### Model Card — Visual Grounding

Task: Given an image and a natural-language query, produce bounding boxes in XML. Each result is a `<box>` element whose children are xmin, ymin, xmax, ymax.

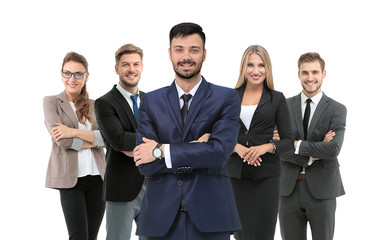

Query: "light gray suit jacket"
<box><xmin>43</xmin><ymin>91</ymin><xmax>105</xmax><ymax>189</ymax></box>
<box><xmin>280</xmin><ymin>92</ymin><xmax>346</xmax><ymax>199</ymax></box>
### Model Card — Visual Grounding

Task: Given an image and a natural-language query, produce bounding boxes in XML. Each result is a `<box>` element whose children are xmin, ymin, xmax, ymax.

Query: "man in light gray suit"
<box><xmin>279</xmin><ymin>52</ymin><xmax>347</xmax><ymax>240</ymax></box>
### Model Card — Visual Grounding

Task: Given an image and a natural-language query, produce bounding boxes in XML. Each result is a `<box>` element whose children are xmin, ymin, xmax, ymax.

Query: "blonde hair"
<box><xmin>62</xmin><ymin>52</ymin><xmax>92</xmax><ymax>125</ymax></box>
<box><xmin>235</xmin><ymin>45</ymin><xmax>274</xmax><ymax>90</ymax></box>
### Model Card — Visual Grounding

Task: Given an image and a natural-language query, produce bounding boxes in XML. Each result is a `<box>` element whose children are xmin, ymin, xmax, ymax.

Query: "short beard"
<box><xmin>173</xmin><ymin>61</ymin><xmax>203</xmax><ymax>80</ymax></box>
<box><xmin>119</xmin><ymin>77</ymin><xmax>138</xmax><ymax>88</ymax></box>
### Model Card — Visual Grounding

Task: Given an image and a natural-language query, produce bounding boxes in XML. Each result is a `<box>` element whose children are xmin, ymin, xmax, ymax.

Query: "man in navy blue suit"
<box><xmin>133</xmin><ymin>22</ymin><xmax>242</xmax><ymax>240</ymax></box>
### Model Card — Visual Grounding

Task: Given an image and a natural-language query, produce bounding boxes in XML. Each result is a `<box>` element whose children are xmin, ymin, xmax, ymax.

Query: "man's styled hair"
<box><xmin>298</xmin><ymin>52</ymin><xmax>325</xmax><ymax>72</ymax></box>
<box><xmin>115</xmin><ymin>44</ymin><xmax>143</xmax><ymax>65</ymax></box>
<box><xmin>169</xmin><ymin>22</ymin><xmax>206</xmax><ymax>48</ymax></box>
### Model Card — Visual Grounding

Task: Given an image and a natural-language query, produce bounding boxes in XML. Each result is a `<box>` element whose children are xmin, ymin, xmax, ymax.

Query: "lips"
<box><xmin>68</xmin><ymin>83</ymin><xmax>78</xmax><ymax>88</ymax></box>
<box><xmin>251</xmin><ymin>75</ymin><xmax>262</xmax><ymax>80</ymax></box>
<box><xmin>178</xmin><ymin>61</ymin><xmax>195</xmax><ymax>68</ymax></box>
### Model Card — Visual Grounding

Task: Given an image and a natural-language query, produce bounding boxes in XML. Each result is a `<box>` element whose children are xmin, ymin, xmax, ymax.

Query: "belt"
<box><xmin>297</xmin><ymin>174</ymin><xmax>306</xmax><ymax>180</ymax></box>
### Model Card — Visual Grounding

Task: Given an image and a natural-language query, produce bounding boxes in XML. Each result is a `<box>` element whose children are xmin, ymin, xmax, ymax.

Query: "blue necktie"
<box><xmin>130</xmin><ymin>94</ymin><xmax>138</xmax><ymax>121</ymax></box>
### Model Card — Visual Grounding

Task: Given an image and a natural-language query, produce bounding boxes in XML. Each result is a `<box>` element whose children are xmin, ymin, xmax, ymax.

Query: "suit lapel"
<box><xmin>182</xmin><ymin>79</ymin><xmax>212</xmax><ymax>140</ymax></box>
<box><xmin>307</xmin><ymin>93</ymin><xmax>329</xmax><ymax>140</ymax></box>
<box><xmin>236</xmin><ymin>85</ymin><xmax>271</xmax><ymax>130</ymax></box>
<box><xmin>58</xmin><ymin>91</ymin><xmax>78</xmax><ymax>128</ymax></box>
<box><xmin>163</xmin><ymin>82</ymin><xmax>184</xmax><ymax>136</ymax></box>
<box><xmin>291</xmin><ymin>94</ymin><xmax>304</xmax><ymax>139</ymax></box>
<box><xmin>111</xmin><ymin>86</ymin><xmax>138</xmax><ymax>128</ymax></box>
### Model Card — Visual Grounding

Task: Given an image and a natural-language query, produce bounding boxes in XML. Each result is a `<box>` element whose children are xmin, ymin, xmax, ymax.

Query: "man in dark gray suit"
<box><xmin>279</xmin><ymin>52</ymin><xmax>347</xmax><ymax>240</ymax></box>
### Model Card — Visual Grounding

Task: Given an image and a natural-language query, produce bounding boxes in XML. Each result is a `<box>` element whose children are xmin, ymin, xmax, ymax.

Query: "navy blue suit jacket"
<box><xmin>135</xmin><ymin>78</ymin><xmax>242</xmax><ymax>237</ymax></box>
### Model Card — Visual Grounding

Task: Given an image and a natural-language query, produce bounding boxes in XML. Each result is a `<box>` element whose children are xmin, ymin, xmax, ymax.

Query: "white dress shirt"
<box><xmin>69</xmin><ymin>102</ymin><xmax>101</xmax><ymax>177</ymax></box>
<box><xmin>295</xmin><ymin>91</ymin><xmax>323</xmax><ymax>166</ymax></box>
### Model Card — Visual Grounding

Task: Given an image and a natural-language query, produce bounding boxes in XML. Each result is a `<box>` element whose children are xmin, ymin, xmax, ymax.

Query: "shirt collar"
<box><xmin>175</xmin><ymin>77</ymin><xmax>202</xmax><ymax>98</ymax></box>
<box><xmin>301</xmin><ymin>91</ymin><xmax>323</xmax><ymax>105</ymax></box>
<box><xmin>116</xmin><ymin>83</ymin><xmax>139</xmax><ymax>99</ymax></box>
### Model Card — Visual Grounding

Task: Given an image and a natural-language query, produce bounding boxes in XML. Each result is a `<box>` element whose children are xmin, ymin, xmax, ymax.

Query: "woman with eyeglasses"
<box><xmin>43</xmin><ymin>52</ymin><xmax>106</xmax><ymax>240</ymax></box>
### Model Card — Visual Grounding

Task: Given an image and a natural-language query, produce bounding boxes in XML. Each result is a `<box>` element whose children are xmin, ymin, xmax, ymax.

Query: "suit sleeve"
<box><xmin>299</xmin><ymin>104</ymin><xmax>347</xmax><ymax>159</ymax></box>
<box><xmin>43</xmin><ymin>96</ymin><xmax>83</xmax><ymax>150</ymax></box>
<box><xmin>273</xmin><ymin>93</ymin><xmax>294</xmax><ymax>155</ymax></box>
<box><xmin>136</xmin><ymin>94</ymin><xmax>172</xmax><ymax>175</ymax></box>
<box><xmin>137</xmin><ymin>90</ymin><xmax>241</xmax><ymax>176</ymax></box>
<box><xmin>170</xmin><ymin>90</ymin><xmax>240</xmax><ymax>171</ymax></box>
<box><xmin>94</xmin><ymin>97</ymin><xmax>136</xmax><ymax>151</ymax></box>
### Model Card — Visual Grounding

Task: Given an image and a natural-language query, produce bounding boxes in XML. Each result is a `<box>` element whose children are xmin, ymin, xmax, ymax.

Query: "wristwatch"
<box><xmin>152</xmin><ymin>143</ymin><xmax>163</xmax><ymax>160</ymax></box>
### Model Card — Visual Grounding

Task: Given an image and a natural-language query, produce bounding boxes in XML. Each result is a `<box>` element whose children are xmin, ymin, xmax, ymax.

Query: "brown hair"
<box><xmin>235</xmin><ymin>45</ymin><xmax>274</xmax><ymax>90</ymax></box>
<box><xmin>62</xmin><ymin>52</ymin><xmax>92</xmax><ymax>125</ymax></box>
<box><xmin>298</xmin><ymin>52</ymin><xmax>325</xmax><ymax>71</ymax></box>
<box><xmin>115</xmin><ymin>44</ymin><xmax>143</xmax><ymax>65</ymax></box>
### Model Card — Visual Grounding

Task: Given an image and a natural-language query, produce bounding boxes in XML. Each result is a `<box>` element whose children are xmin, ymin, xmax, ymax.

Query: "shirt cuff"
<box><xmin>164</xmin><ymin>144</ymin><xmax>172</xmax><ymax>168</ymax></box>
<box><xmin>71</xmin><ymin>137</ymin><xmax>84</xmax><ymax>151</ymax></box>
<box><xmin>307</xmin><ymin>157</ymin><xmax>314</xmax><ymax>166</ymax></box>
<box><xmin>92</xmin><ymin>130</ymin><xmax>104</xmax><ymax>147</ymax></box>
<box><xmin>294</xmin><ymin>140</ymin><xmax>302</xmax><ymax>154</ymax></box>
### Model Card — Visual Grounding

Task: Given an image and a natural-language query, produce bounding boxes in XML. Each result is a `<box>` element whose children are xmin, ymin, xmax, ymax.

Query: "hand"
<box><xmin>234</xmin><ymin>144</ymin><xmax>250</xmax><ymax>159</ymax></box>
<box><xmin>323</xmin><ymin>130</ymin><xmax>335</xmax><ymax>142</ymax></box>
<box><xmin>51</xmin><ymin>122</ymin><xmax>75</xmax><ymax>141</ymax></box>
<box><xmin>134</xmin><ymin>137</ymin><xmax>158</xmax><ymax>166</ymax></box>
<box><xmin>196</xmin><ymin>133</ymin><xmax>210</xmax><ymax>143</ymax></box>
<box><xmin>243</xmin><ymin>144</ymin><xmax>272</xmax><ymax>167</ymax></box>
<box><xmin>272</xmin><ymin>130</ymin><xmax>280</xmax><ymax>141</ymax></box>
<box><xmin>121</xmin><ymin>151</ymin><xmax>134</xmax><ymax>158</ymax></box>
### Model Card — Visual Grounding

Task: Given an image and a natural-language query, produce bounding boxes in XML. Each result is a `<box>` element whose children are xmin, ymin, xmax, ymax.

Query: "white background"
<box><xmin>1</xmin><ymin>0</ymin><xmax>387</xmax><ymax>239</ymax></box>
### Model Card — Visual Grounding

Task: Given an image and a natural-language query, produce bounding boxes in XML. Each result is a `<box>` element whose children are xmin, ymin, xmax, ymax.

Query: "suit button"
<box><xmin>178</xmin><ymin>180</ymin><xmax>183</xmax><ymax>185</ymax></box>
<box><xmin>245</xmin><ymin>131</ymin><xmax>248</xmax><ymax>135</ymax></box>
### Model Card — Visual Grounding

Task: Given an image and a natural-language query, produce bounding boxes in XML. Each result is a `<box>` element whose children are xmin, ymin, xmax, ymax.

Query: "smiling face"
<box><xmin>298</xmin><ymin>60</ymin><xmax>326</xmax><ymax>98</ymax></box>
<box><xmin>61</xmin><ymin>61</ymin><xmax>88</xmax><ymax>101</ymax></box>
<box><xmin>169</xmin><ymin>33</ymin><xmax>206</xmax><ymax>81</ymax></box>
<box><xmin>245</xmin><ymin>53</ymin><xmax>267</xmax><ymax>87</ymax></box>
<box><xmin>115</xmin><ymin>53</ymin><xmax>143</xmax><ymax>93</ymax></box>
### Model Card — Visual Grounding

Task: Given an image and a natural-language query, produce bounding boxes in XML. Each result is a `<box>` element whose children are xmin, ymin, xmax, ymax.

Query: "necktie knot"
<box><xmin>181</xmin><ymin>94</ymin><xmax>192</xmax><ymax>124</ymax></box>
<box><xmin>130</xmin><ymin>94</ymin><xmax>139</xmax><ymax>121</ymax></box>
<box><xmin>182</xmin><ymin>94</ymin><xmax>192</xmax><ymax>104</ymax></box>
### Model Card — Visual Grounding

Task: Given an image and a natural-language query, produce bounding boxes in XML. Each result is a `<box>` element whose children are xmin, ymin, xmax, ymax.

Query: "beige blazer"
<box><xmin>43</xmin><ymin>91</ymin><xmax>105</xmax><ymax>189</ymax></box>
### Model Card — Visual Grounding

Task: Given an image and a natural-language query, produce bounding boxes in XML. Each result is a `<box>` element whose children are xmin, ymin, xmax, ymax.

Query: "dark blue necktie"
<box><xmin>130</xmin><ymin>94</ymin><xmax>138</xmax><ymax>121</ymax></box>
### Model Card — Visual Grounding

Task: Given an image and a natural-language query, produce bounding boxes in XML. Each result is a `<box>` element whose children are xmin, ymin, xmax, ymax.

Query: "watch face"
<box><xmin>153</xmin><ymin>148</ymin><xmax>162</xmax><ymax>158</ymax></box>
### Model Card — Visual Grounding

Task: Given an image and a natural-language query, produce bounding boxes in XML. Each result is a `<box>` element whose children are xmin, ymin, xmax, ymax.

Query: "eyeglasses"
<box><xmin>62</xmin><ymin>71</ymin><xmax>88</xmax><ymax>79</ymax></box>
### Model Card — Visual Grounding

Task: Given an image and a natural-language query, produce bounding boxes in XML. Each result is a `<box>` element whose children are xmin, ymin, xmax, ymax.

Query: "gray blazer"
<box><xmin>43</xmin><ymin>91</ymin><xmax>105</xmax><ymax>189</ymax></box>
<box><xmin>280</xmin><ymin>93</ymin><xmax>346</xmax><ymax>199</ymax></box>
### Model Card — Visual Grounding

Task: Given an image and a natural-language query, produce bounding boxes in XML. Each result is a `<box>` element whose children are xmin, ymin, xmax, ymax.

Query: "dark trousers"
<box><xmin>147</xmin><ymin>210</ymin><xmax>230</xmax><ymax>240</ymax></box>
<box><xmin>279</xmin><ymin>179</ymin><xmax>336</xmax><ymax>240</ymax></box>
<box><xmin>59</xmin><ymin>175</ymin><xmax>105</xmax><ymax>240</ymax></box>
<box><xmin>231</xmin><ymin>176</ymin><xmax>279</xmax><ymax>240</ymax></box>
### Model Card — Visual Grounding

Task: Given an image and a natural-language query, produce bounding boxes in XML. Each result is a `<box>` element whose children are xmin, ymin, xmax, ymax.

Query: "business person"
<box><xmin>43</xmin><ymin>52</ymin><xmax>106</xmax><ymax>240</ymax></box>
<box><xmin>226</xmin><ymin>45</ymin><xmax>293</xmax><ymax>240</ymax></box>
<box><xmin>279</xmin><ymin>52</ymin><xmax>347</xmax><ymax>240</ymax></box>
<box><xmin>133</xmin><ymin>22</ymin><xmax>242</xmax><ymax>240</ymax></box>
<box><xmin>94</xmin><ymin>44</ymin><xmax>146</xmax><ymax>240</ymax></box>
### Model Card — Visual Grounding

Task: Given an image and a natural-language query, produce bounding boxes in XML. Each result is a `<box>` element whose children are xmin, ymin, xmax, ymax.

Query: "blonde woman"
<box><xmin>227</xmin><ymin>45</ymin><xmax>293</xmax><ymax>240</ymax></box>
<box><xmin>43</xmin><ymin>52</ymin><xmax>105</xmax><ymax>240</ymax></box>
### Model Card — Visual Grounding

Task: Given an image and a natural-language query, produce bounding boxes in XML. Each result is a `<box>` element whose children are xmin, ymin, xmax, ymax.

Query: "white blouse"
<box><xmin>69</xmin><ymin>102</ymin><xmax>100</xmax><ymax>177</ymax></box>
<box><xmin>240</xmin><ymin>105</ymin><xmax>257</xmax><ymax>130</ymax></box>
